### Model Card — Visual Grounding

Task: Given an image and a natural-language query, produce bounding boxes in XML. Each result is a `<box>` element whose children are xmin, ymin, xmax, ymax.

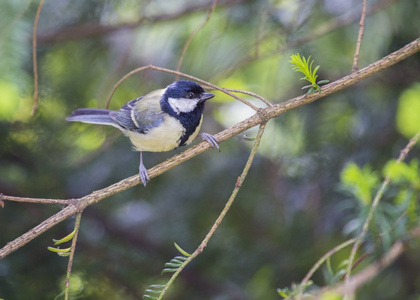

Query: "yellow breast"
<box><xmin>125</xmin><ymin>116</ymin><xmax>184</xmax><ymax>152</ymax></box>
<box><xmin>125</xmin><ymin>113</ymin><xmax>204</xmax><ymax>152</ymax></box>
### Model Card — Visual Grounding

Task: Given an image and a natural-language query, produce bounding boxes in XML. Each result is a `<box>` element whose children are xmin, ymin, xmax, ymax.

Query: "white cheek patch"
<box><xmin>168</xmin><ymin>97</ymin><xmax>199</xmax><ymax>114</ymax></box>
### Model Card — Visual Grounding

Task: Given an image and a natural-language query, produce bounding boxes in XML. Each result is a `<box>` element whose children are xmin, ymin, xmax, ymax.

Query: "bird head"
<box><xmin>163</xmin><ymin>80</ymin><xmax>215</xmax><ymax>115</ymax></box>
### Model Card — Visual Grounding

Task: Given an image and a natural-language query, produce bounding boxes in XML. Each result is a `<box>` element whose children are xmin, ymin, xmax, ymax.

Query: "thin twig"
<box><xmin>105</xmin><ymin>65</ymin><xmax>260</xmax><ymax>111</ymax></box>
<box><xmin>352</xmin><ymin>0</ymin><xmax>368</xmax><ymax>72</ymax></box>
<box><xmin>344</xmin><ymin>132</ymin><xmax>420</xmax><ymax>297</ymax></box>
<box><xmin>2</xmin><ymin>195</ymin><xmax>72</xmax><ymax>205</ymax></box>
<box><xmin>64</xmin><ymin>213</ymin><xmax>82</xmax><ymax>300</ymax></box>
<box><xmin>156</xmin><ymin>123</ymin><xmax>267</xmax><ymax>300</ymax></box>
<box><xmin>224</xmin><ymin>88</ymin><xmax>274</xmax><ymax>107</ymax></box>
<box><xmin>176</xmin><ymin>0</ymin><xmax>219</xmax><ymax>78</ymax></box>
<box><xmin>31</xmin><ymin>0</ymin><xmax>45</xmax><ymax>115</ymax></box>
<box><xmin>331</xmin><ymin>240</ymin><xmax>405</xmax><ymax>297</ymax></box>
<box><xmin>299</xmin><ymin>238</ymin><xmax>356</xmax><ymax>292</ymax></box>
<box><xmin>195</xmin><ymin>123</ymin><xmax>266</xmax><ymax>253</ymax></box>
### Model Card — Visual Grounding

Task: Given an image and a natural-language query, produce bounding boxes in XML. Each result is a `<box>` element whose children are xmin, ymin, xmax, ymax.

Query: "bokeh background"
<box><xmin>1</xmin><ymin>0</ymin><xmax>420</xmax><ymax>299</ymax></box>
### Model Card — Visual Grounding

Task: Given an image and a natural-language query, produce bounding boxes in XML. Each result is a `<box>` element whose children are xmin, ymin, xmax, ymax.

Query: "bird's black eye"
<box><xmin>186</xmin><ymin>92</ymin><xmax>194</xmax><ymax>99</ymax></box>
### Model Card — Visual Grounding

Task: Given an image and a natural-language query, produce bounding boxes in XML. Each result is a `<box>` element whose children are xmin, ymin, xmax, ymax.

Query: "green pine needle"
<box><xmin>290</xmin><ymin>53</ymin><xmax>329</xmax><ymax>94</ymax></box>
<box><xmin>174</xmin><ymin>242</ymin><xmax>191</xmax><ymax>257</ymax></box>
<box><xmin>52</xmin><ymin>229</ymin><xmax>76</xmax><ymax>245</ymax></box>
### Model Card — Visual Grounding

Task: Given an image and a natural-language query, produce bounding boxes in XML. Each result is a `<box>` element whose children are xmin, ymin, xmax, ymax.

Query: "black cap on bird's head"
<box><xmin>165</xmin><ymin>80</ymin><xmax>215</xmax><ymax>104</ymax></box>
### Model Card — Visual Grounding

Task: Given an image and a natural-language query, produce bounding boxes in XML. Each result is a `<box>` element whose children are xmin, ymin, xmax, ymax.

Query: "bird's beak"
<box><xmin>201</xmin><ymin>93</ymin><xmax>215</xmax><ymax>102</ymax></box>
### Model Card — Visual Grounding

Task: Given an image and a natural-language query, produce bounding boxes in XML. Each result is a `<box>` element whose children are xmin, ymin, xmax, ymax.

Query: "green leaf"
<box><xmin>169</xmin><ymin>258</ymin><xmax>184</xmax><ymax>264</ymax></box>
<box><xmin>144</xmin><ymin>289</ymin><xmax>162</xmax><ymax>294</ymax></box>
<box><xmin>326</xmin><ymin>256</ymin><xmax>334</xmax><ymax>276</ymax></box>
<box><xmin>337</xmin><ymin>259</ymin><xmax>349</xmax><ymax>269</ymax></box>
<box><xmin>243</xmin><ymin>135</ymin><xmax>256</xmax><ymax>141</ymax></box>
<box><xmin>53</xmin><ymin>229</ymin><xmax>76</xmax><ymax>245</ymax></box>
<box><xmin>313</xmin><ymin>65</ymin><xmax>320</xmax><ymax>79</ymax></box>
<box><xmin>48</xmin><ymin>246</ymin><xmax>71</xmax><ymax>257</ymax></box>
<box><xmin>317</xmin><ymin>80</ymin><xmax>330</xmax><ymax>84</ymax></box>
<box><xmin>173</xmin><ymin>256</ymin><xmax>188</xmax><ymax>261</ymax></box>
<box><xmin>144</xmin><ymin>284</ymin><xmax>165</xmax><ymax>299</ymax></box>
<box><xmin>174</xmin><ymin>242</ymin><xmax>191</xmax><ymax>257</ymax></box>
<box><xmin>164</xmin><ymin>262</ymin><xmax>182</xmax><ymax>268</ymax></box>
<box><xmin>48</xmin><ymin>246</ymin><xmax>71</xmax><ymax>253</ymax></box>
<box><xmin>161</xmin><ymin>268</ymin><xmax>179</xmax><ymax>274</ymax></box>
<box><xmin>148</xmin><ymin>284</ymin><xmax>165</xmax><ymax>289</ymax></box>
<box><xmin>277</xmin><ymin>288</ymin><xmax>290</xmax><ymax>298</ymax></box>
<box><xmin>308</xmin><ymin>87</ymin><xmax>317</xmax><ymax>94</ymax></box>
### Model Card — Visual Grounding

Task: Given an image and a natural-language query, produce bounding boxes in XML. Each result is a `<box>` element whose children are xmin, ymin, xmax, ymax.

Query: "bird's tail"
<box><xmin>66</xmin><ymin>108</ymin><xmax>116</xmax><ymax>126</ymax></box>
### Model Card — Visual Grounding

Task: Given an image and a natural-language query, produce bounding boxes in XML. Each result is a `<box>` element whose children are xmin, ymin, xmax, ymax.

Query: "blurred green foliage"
<box><xmin>396</xmin><ymin>84</ymin><xmax>420</xmax><ymax>138</ymax></box>
<box><xmin>1</xmin><ymin>0</ymin><xmax>420</xmax><ymax>299</ymax></box>
<box><xmin>341</xmin><ymin>163</ymin><xmax>379</xmax><ymax>206</ymax></box>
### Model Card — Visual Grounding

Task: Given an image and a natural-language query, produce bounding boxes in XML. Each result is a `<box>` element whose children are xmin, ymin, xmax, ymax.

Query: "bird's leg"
<box><xmin>139</xmin><ymin>151</ymin><xmax>150</xmax><ymax>186</ymax></box>
<box><xmin>200</xmin><ymin>133</ymin><xmax>220</xmax><ymax>151</ymax></box>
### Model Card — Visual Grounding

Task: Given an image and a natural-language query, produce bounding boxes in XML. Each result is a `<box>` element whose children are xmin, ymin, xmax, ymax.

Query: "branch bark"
<box><xmin>1</xmin><ymin>37</ymin><xmax>419</xmax><ymax>260</ymax></box>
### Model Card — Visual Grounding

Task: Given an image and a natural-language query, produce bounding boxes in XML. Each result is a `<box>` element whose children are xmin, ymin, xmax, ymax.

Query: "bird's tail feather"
<box><xmin>66</xmin><ymin>108</ymin><xmax>115</xmax><ymax>126</ymax></box>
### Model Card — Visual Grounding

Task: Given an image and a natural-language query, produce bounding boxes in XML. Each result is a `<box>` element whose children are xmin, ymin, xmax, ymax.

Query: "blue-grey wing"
<box><xmin>109</xmin><ymin>97</ymin><xmax>140</xmax><ymax>131</ymax></box>
<box><xmin>109</xmin><ymin>92</ymin><xmax>164</xmax><ymax>133</ymax></box>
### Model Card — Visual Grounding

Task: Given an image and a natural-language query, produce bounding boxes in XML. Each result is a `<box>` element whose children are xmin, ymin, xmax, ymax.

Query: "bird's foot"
<box><xmin>200</xmin><ymin>133</ymin><xmax>220</xmax><ymax>151</ymax></box>
<box><xmin>139</xmin><ymin>163</ymin><xmax>150</xmax><ymax>186</ymax></box>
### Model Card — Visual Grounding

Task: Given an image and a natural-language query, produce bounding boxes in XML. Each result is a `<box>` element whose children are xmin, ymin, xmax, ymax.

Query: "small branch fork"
<box><xmin>1</xmin><ymin>37</ymin><xmax>420</xmax><ymax>260</ymax></box>
<box><xmin>156</xmin><ymin>123</ymin><xmax>266</xmax><ymax>300</ymax></box>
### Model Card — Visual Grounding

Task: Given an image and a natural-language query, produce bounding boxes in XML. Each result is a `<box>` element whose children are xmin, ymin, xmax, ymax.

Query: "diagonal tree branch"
<box><xmin>1</xmin><ymin>37</ymin><xmax>419</xmax><ymax>260</ymax></box>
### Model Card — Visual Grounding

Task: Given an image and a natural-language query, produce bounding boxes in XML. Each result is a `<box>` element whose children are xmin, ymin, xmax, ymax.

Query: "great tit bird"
<box><xmin>66</xmin><ymin>80</ymin><xmax>219</xmax><ymax>186</ymax></box>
